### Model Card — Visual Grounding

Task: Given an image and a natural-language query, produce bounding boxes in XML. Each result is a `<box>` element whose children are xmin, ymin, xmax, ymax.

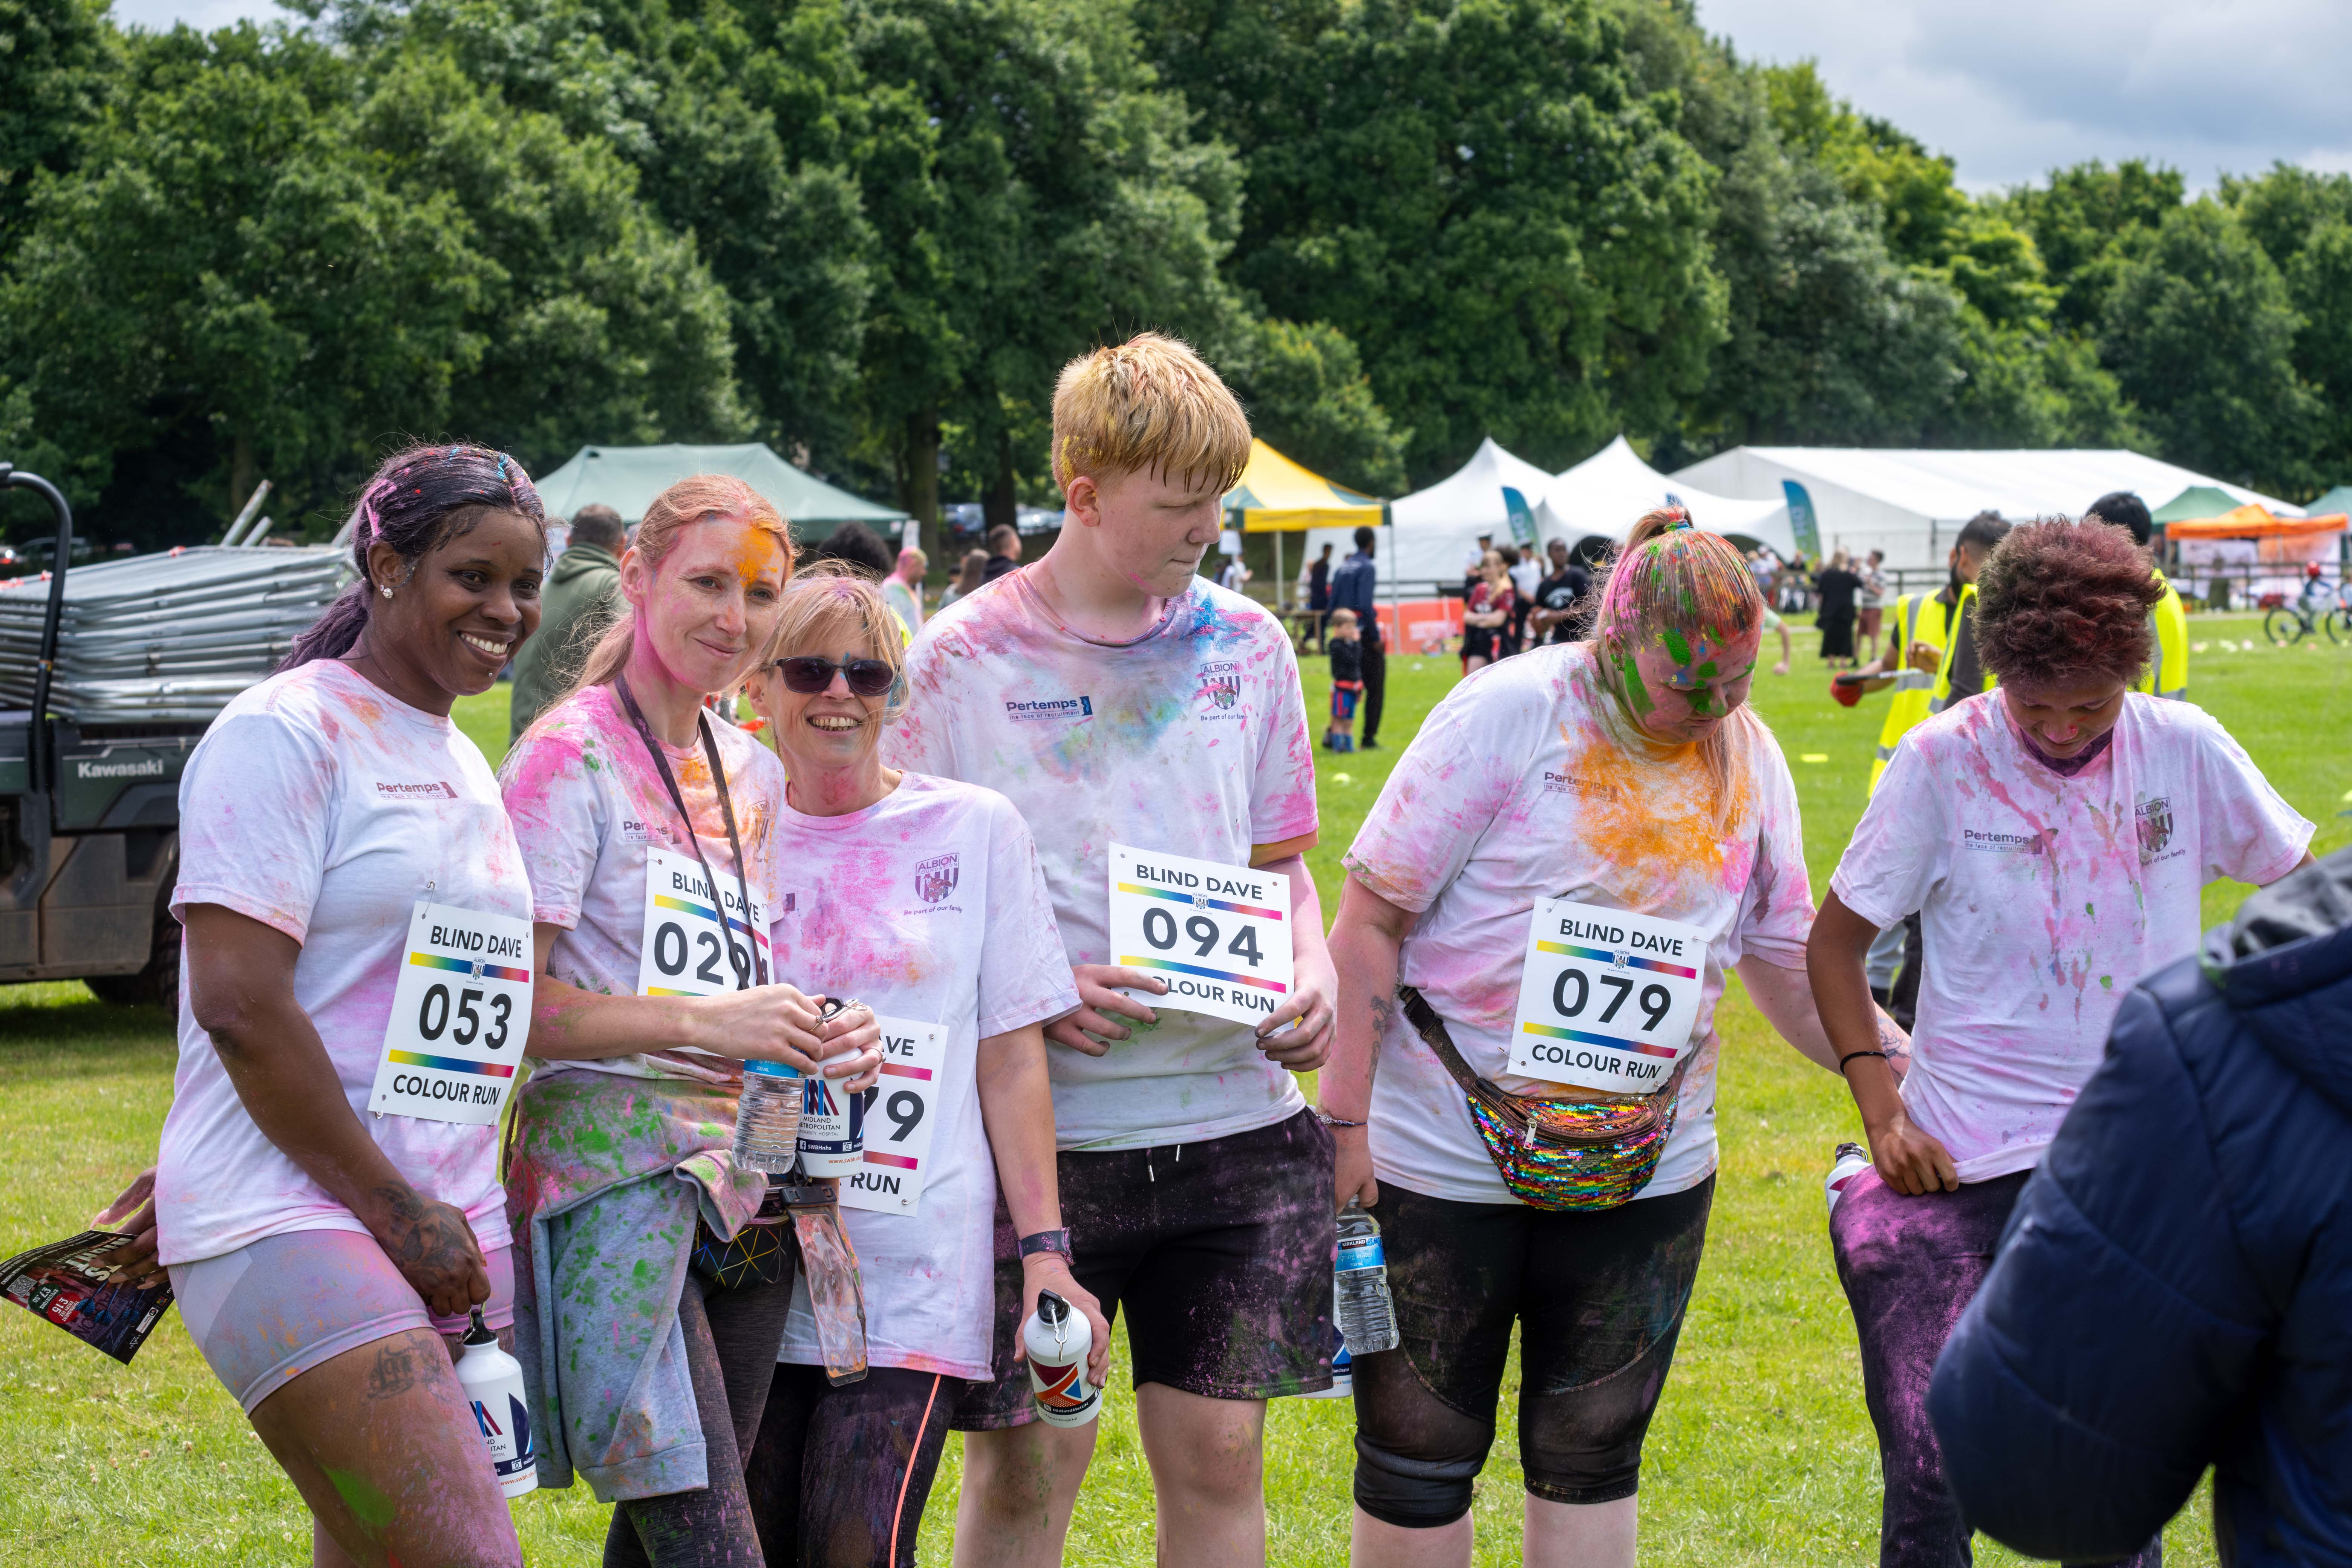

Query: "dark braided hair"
<box><xmin>282</xmin><ymin>443</ymin><xmax>546</xmax><ymax>670</ymax></box>
<box><xmin>1974</xmin><ymin>518</ymin><xmax>2164</xmax><ymax>688</ymax></box>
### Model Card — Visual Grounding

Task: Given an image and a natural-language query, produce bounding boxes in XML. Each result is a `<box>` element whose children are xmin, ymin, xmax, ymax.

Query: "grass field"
<box><xmin>3</xmin><ymin>617</ymin><xmax>2345</xmax><ymax>1565</ymax></box>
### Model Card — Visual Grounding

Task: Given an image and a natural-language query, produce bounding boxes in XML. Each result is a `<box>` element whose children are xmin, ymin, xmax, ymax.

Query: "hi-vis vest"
<box><xmin>1869</xmin><ymin>591</ymin><xmax>1956</xmax><ymax>793</ymax></box>
<box><xmin>1928</xmin><ymin>582</ymin><xmax>1997</xmax><ymax>716</ymax></box>
<box><xmin>2137</xmin><ymin>570</ymin><xmax>2188</xmax><ymax>700</ymax></box>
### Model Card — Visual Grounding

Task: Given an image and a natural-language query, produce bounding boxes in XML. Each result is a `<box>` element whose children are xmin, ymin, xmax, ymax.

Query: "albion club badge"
<box><xmin>2135</xmin><ymin>796</ymin><xmax>2174</xmax><ymax>864</ymax></box>
<box><xmin>915</xmin><ymin>854</ymin><xmax>961</xmax><ymax>904</ymax></box>
<box><xmin>1196</xmin><ymin>661</ymin><xmax>1242</xmax><ymax>712</ymax></box>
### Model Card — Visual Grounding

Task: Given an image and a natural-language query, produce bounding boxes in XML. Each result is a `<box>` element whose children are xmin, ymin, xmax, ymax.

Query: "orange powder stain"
<box><xmin>731</xmin><ymin>526</ymin><xmax>788</xmax><ymax>588</ymax></box>
<box><xmin>1563</xmin><ymin>723</ymin><xmax>1756</xmax><ymax>911</ymax></box>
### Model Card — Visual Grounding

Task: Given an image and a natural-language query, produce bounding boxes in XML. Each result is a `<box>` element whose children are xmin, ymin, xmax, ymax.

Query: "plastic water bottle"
<box><xmin>1825</xmin><ymin>1142</ymin><xmax>1871</xmax><ymax>1215</ymax></box>
<box><xmin>454</xmin><ymin>1306</ymin><xmax>536</xmax><ymax>1498</ymax></box>
<box><xmin>1023</xmin><ymin>1289</ymin><xmax>1100</xmax><ymax>1427</ymax></box>
<box><xmin>1334</xmin><ymin>1199</ymin><xmax>1399</xmax><ymax>1354</ymax></box>
<box><xmin>797</xmin><ymin>1071</ymin><xmax>865</xmax><ymax>1177</ymax></box>
<box><xmin>732</xmin><ymin>1060</ymin><xmax>805</xmax><ymax>1173</ymax></box>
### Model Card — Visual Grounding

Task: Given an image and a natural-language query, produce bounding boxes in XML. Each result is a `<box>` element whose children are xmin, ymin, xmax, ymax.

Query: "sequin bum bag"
<box><xmin>1398</xmin><ymin>986</ymin><xmax>1687</xmax><ymax>1212</ymax></box>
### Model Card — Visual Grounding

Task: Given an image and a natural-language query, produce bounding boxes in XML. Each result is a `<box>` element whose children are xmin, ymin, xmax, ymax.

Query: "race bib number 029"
<box><xmin>1505</xmin><ymin>900</ymin><xmax>1706</xmax><ymax>1095</ymax></box>
<box><xmin>839</xmin><ymin>1017</ymin><xmax>946</xmax><ymax>1216</ymax></box>
<box><xmin>367</xmin><ymin>902</ymin><xmax>534</xmax><ymax>1125</ymax></box>
<box><xmin>1107</xmin><ymin>844</ymin><xmax>1292</xmax><ymax>1028</ymax></box>
<box><xmin>636</xmin><ymin>848</ymin><xmax>770</xmax><ymax>998</ymax></box>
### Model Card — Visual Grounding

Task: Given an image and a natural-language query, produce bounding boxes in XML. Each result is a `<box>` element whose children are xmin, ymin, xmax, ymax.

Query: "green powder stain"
<box><xmin>2099</xmin><ymin>975</ymin><xmax>2113</xmax><ymax>990</ymax></box>
<box><xmin>1662</xmin><ymin>628</ymin><xmax>1693</xmax><ymax>665</ymax></box>
<box><xmin>326</xmin><ymin>1469</ymin><xmax>397</xmax><ymax>1530</ymax></box>
<box><xmin>1697</xmin><ymin>660</ymin><xmax>1719</xmax><ymax>680</ymax></box>
<box><xmin>2086</xmin><ymin>902</ymin><xmax>2095</xmax><ymax>917</ymax></box>
<box><xmin>1686</xmin><ymin>686</ymin><xmax>1716</xmax><ymax>716</ymax></box>
<box><xmin>1617</xmin><ymin>653</ymin><xmax>1656</xmax><ymax>717</ymax></box>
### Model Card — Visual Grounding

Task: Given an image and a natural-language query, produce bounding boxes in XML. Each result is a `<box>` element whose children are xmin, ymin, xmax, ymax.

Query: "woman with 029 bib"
<box><xmin>500</xmin><ymin>475</ymin><xmax>882</xmax><ymax>1568</ymax></box>
<box><xmin>1325</xmin><ymin>510</ymin><xmax>1889</xmax><ymax>1568</ymax></box>
<box><xmin>135</xmin><ymin>444</ymin><xmax>546</xmax><ymax>1568</ymax></box>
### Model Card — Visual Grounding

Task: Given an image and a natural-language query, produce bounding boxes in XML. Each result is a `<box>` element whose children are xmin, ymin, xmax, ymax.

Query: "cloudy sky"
<box><xmin>110</xmin><ymin>0</ymin><xmax>2352</xmax><ymax>194</ymax></box>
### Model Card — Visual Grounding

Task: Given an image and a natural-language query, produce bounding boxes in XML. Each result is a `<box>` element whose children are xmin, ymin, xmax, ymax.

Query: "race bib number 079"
<box><xmin>1505</xmin><ymin>899</ymin><xmax>1706</xmax><ymax>1095</ymax></box>
<box><xmin>839</xmin><ymin>1017</ymin><xmax>946</xmax><ymax>1216</ymax></box>
<box><xmin>367</xmin><ymin>902</ymin><xmax>534</xmax><ymax>1125</ymax></box>
<box><xmin>636</xmin><ymin>848</ymin><xmax>770</xmax><ymax>997</ymax></box>
<box><xmin>1107</xmin><ymin>844</ymin><xmax>1292</xmax><ymax>1028</ymax></box>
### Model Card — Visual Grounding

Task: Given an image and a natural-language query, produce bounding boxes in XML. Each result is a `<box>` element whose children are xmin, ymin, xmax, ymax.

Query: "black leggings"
<box><xmin>1352</xmin><ymin>1176</ymin><xmax>1714</xmax><ymax>1527</ymax></box>
<box><xmin>603</xmin><ymin>1269</ymin><xmax>799</xmax><ymax>1568</ymax></box>
<box><xmin>747</xmin><ymin>1365</ymin><xmax>956</xmax><ymax>1568</ymax></box>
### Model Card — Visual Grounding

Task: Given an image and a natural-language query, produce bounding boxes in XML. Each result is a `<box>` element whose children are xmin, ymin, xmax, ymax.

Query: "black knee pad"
<box><xmin>1352</xmin><ymin>1433</ymin><xmax>1485</xmax><ymax>1529</ymax></box>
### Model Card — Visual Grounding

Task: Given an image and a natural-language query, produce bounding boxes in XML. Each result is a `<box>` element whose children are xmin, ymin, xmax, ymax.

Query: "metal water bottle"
<box><xmin>1023</xmin><ymin>1289</ymin><xmax>1100</xmax><ymax>1428</ymax></box>
<box><xmin>454</xmin><ymin>1306</ymin><xmax>536</xmax><ymax>1498</ymax></box>
<box><xmin>797</xmin><ymin>1071</ymin><xmax>866</xmax><ymax>1177</ymax></box>
<box><xmin>1825</xmin><ymin>1142</ymin><xmax>1872</xmax><ymax>1215</ymax></box>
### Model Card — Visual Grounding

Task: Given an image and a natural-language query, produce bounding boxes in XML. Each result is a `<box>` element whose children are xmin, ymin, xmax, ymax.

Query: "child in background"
<box><xmin>1327</xmin><ymin>608</ymin><xmax>1364</xmax><ymax>752</ymax></box>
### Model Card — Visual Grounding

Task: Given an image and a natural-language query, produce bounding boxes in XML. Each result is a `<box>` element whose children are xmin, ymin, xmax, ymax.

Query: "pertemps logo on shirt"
<box><xmin>1962</xmin><ymin>827</ymin><xmax>2048</xmax><ymax>855</ymax></box>
<box><xmin>374</xmin><ymin>781</ymin><xmax>458</xmax><ymax>800</ymax></box>
<box><xmin>1004</xmin><ymin>695</ymin><xmax>1092</xmax><ymax>723</ymax></box>
<box><xmin>1194</xmin><ymin>661</ymin><xmax>1243</xmax><ymax>718</ymax></box>
<box><xmin>619</xmin><ymin>816</ymin><xmax>664</xmax><ymax>844</ymax></box>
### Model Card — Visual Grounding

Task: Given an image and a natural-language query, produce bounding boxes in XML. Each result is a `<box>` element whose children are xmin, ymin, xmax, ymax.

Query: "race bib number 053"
<box><xmin>1107</xmin><ymin>844</ymin><xmax>1292</xmax><ymax>1028</ymax></box>
<box><xmin>637</xmin><ymin>848</ymin><xmax>770</xmax><ymax>998</ymax></box>
<box><xmin>1505</xmin><ymin>899</ymin><xmax>1706</xmax><ymax>1095</ymax></box>
<box><xmin>367</xmin><ymin>902</ymin><xmax>534</xmax><ymax>1125</ymax></box>
<box><xmin>839</xmin><ymin>1017</ymin><xmax>946</xmax><ymax>1216</ymax></box>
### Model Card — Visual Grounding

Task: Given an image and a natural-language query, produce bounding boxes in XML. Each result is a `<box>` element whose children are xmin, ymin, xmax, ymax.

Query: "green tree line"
<box><xmin>2</xmin><ymin>0</ymin><xmax>2345</xmax><ymax>550</ymax></box>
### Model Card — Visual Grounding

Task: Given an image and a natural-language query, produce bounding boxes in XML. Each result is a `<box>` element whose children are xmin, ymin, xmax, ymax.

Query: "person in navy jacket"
<box><xmin>1929</xmin><ymin>845</ymin><xmax>2352</xmax><ymax>1566</ymax></box>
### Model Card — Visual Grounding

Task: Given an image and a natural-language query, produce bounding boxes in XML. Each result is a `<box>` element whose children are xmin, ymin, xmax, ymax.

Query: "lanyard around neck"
<box><xmin>614</xmin><ymin>676</ymin><xmax>769</xmax><ymax>988</ymax></box>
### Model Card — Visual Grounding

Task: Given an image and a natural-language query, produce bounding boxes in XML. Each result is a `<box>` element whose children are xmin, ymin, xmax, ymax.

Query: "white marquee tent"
<box><xmin>1670</xmin><ymin>447</ymin><xmax>2303</xmax><ymax>571</ymax></box>
<box><xmin>1533</xmin><ymin>436</ymin><xmax>1795</xmax><ymax>559</ymax></box>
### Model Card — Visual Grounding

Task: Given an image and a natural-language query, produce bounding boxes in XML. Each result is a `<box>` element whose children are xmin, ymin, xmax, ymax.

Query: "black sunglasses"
<box><xmin>774</xmin><ymin>655</ymin><xmax>896</xmax><ymax>697</ymax></box>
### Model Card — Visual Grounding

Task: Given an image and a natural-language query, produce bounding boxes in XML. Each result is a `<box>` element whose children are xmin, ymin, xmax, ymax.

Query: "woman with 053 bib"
<box><xmin>1325</xmin><ymin>509</ymin><xmax>1885</xmax><ymax>1568</ymax></box>
<box><xmin>500</xmin><ymin>475</ymin><xmax>882</xmax><ymax>1568</ymax></box>
<box><xmin>130</xmin><ymin>445</ymin><xmax>547</xmax><ymax>1568</ymax></box>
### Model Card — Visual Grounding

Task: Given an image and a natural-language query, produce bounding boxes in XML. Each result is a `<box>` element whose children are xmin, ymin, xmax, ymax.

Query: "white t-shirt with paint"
<box><xmin>769</xmin><ymin>773</ymin><xmax>1078</xmax><ymax>1379</ymax></box>
<box><xmin>156</xmin><ymin>660</ymin><xmax>532</xmax><ymax>1265</ymax></box>
<box><xmin>1342</xmin><ymin>643</ymin><xmax>1815</xmax><ymax>1204</ymax></box>
<box><xmin>1832</xmin><ymin>692</ymin><xmax>2312</xmax><ymax>1183</ymax></box>
<box><xmin>883</xmin><ymin>571</ymin><xmax>1320</xmax><ymax>1150</ymax></box>
<box><xmin>500</xmin><ymin>685</ymin><xmax>788</xmax><ymax>1084</ymax></box>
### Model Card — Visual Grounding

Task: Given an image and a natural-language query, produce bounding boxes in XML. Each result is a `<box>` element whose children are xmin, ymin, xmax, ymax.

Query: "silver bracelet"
<box><xmin>1315</xmin><ymin>1109</ymin><xmax>1367</xmax><ymax>1128</ymax></box>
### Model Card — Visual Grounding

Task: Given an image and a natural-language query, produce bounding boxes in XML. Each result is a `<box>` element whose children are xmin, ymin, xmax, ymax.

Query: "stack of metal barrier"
<box><xmin>0</xmin><ymin>546</ymin><xmax>350</xmax><ymax>723</ymax></box>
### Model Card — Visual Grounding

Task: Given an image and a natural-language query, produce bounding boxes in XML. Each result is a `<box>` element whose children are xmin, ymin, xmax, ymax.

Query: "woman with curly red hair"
<box><xmin>1807</xmin><ymin>517</ymin><xmax>2315</xmax><ymax>1568</ymax></box>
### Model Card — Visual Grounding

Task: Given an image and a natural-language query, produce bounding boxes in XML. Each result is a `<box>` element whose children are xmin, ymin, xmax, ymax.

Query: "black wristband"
<box><xmin>1837</xmin><ymin>1050</ymin><xmax>1889</xmax><ymax>1075</ymax></box>
<box><xmin>1018</xmin><ymin>1228</ymin><xmax>1072</xmax><ymax>1262</ymax></box>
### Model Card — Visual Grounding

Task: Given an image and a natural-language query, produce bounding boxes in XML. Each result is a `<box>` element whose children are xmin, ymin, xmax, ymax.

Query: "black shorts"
<box><xmin>1352</xmin><ymin>1176</ymin><xmax>1714</xmax><ymax>1522</ymax></box>
<box><xmin>950</xmin><ymin>1109</ymin><xmax>1337</xmax><ymax>1429</ymax></box>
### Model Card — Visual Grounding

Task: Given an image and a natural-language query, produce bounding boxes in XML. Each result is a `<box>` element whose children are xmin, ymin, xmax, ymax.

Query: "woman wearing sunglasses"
<box><xmin>736</xmin><ymin>563</ymin><xmax>1106</xmax><ymax>1568</ymax></box>
<box><xmin>498</xmin><ymin>477</ymin><xmax>884</xmax><ymax>1567</ymax></box>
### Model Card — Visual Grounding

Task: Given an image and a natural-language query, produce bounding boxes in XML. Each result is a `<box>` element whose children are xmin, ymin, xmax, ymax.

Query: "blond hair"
<box><xmin>568</xmin><ymin>474</ymin><xmax>795</xmax><ymax>698</ymax></box>
<box><xmin>1587</xmin><ymin>509</ymin><xmax>1769</xmax><ymax>835</ymax></box>
<box><xmin>763</xmin><ymin>560</ymin><xmax>910</xmax><ymax>724</ymax></box>
<box><xmin>1051</xmin><ymin>332</ymin><xmax>1251</xmax><ymax>495</ymax></box>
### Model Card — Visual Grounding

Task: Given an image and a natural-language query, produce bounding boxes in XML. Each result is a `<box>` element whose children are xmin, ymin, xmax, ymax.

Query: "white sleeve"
<box><xmin>172</xmin><ymin>709</ymin><xmax>334</xmax><ymax>943</ymax></box>
<box><xmin>2190</xmin><ymin>715</ymin><xmax>2313</xmax><ymax>887</ymax></box>
<box><xmin>1343</xmin><ymin>670</ymin><xmax>1533</xmax><ymax>915</ymax></box>
<box><xmin>1735</xmin><ymin>737</ymin><xmax>1817</xmax><ymax>968</ymax></box>
<box><xmin>1249</xmin><ymin>631</ymin><xmax>1320</xmax><ymax>850</ymax></box>
<box><xmin>882</xmin><ymin>625</ymin><xmax>957</xmax><ymax>779</ymax></box>
<box><xmin>974</xmin><ymin>796</ymin><xmax>1083</xmax><ymax>1039</ymax></box>
<box><xmin>1830</xmin><ymin>738</ymin><xmax>1948</xmax><ymax>930</ymax></box>
<box><xmin>496</xmin><ymin>728</ymin><xmax>608</xmax><ymax>929</ymax></box>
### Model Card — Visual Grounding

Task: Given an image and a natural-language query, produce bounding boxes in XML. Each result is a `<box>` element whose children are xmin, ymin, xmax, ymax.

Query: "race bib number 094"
<box><xmin>839</xmin><ymin>1017</ymin><xmax>946</xmax><ymax>1216</ymax></box>
<box><xmin>636</xmin><ymin>848</ymin><xmax>769</xmax><ymax>998</ymax></box>
<box><xmin>1107</xmin><ymin>844</ymin><xmax>1292</xmax><ymax>1028</ymax></box>
<box><xmin>367</xmin><ymin>902</ymin><xmax>534</xmax><ymax>1125</ymax></box>
<box><xmin>1505</xmin><ymin>899</ymin><xmax>1706</xmax><ymax>1095</ymax></box>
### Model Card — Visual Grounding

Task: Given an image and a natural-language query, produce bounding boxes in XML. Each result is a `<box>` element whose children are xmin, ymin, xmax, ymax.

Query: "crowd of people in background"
<box><xmin>64</xmin><ymin>330</ymin><xmax>2349</xmax><ymax>1568</ymax></box>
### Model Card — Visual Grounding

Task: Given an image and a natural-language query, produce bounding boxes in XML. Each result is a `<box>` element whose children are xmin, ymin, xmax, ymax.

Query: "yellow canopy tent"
<box><xmin>1221</xmin><ymin>439</ymin><xmax>1387</xmax><ymax>608</ymax></box>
